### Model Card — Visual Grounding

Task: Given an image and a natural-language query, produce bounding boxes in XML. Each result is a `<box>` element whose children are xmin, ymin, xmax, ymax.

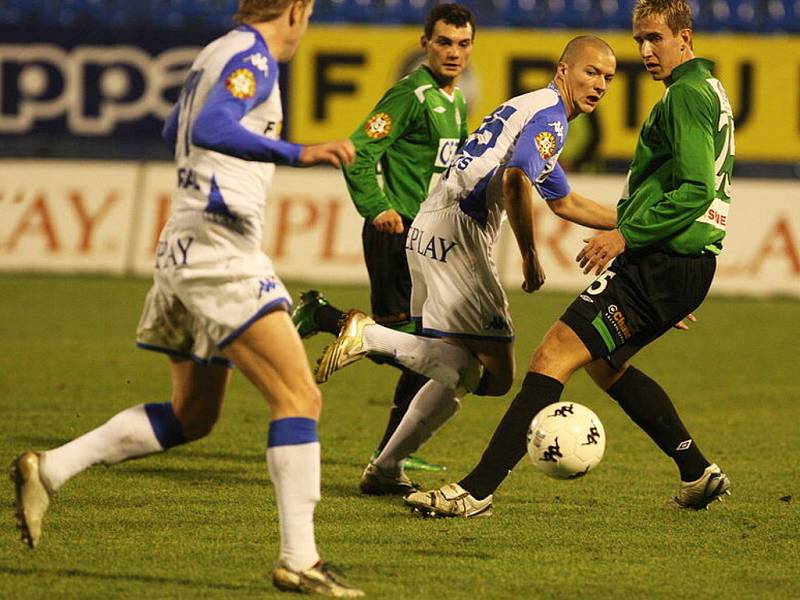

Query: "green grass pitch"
<box><xmin>1</xmin><ymin>274</ymin><xmax>797</xmax><ymax>599</ymax></box>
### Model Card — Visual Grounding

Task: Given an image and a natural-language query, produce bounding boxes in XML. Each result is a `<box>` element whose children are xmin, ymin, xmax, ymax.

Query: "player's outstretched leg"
<box><xmin>10</xmin><ymin>452</ymin><xmax>52</xmax><ymax>548</ymax></box>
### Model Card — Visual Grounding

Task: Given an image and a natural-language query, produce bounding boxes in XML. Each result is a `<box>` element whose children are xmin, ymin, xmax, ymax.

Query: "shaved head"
<box><xmin>559</xmin><ymin>35</ymin><xmax>615</xmax><ymax>66</ymax></box>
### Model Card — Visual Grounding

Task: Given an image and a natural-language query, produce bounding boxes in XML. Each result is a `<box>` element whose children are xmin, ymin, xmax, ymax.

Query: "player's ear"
<box><xmin>679</xmin><ymin>28</ymin><xmax>693</xmax><ymax>51</ymax></box>
<box><xmin>288</xmin><ymin>0</ymin><xmax>305</xmax><ymax>26</ymax></box>
<box><xmin>420</xmin><ymin>34</ymin><xmax>429</xmax><ymax>50</ymax></box>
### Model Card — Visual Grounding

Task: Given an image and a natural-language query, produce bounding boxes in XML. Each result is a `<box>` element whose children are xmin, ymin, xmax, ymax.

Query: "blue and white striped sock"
<box><xmin>266</xmin><ymin>417</ymin><xmax>321</xmax><ymax>571</ymax></box>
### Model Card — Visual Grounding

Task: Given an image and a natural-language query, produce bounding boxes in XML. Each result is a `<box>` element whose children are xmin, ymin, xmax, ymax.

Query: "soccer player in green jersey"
<box><xmin>292</xmin><ymin>3</ymin><xmax>475</xmax><ymax>476</ymax></box>
<box><xmin>406</xmin><ymin>0</ymin><xmax>734</xmax><ymax>517</ymax></box>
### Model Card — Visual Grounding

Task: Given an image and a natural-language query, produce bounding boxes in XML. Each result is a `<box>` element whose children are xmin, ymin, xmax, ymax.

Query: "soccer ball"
<box><xmin>526</xmin><ymin>402</ymin><xmax>605</xmax><ymax>479</ymax></box>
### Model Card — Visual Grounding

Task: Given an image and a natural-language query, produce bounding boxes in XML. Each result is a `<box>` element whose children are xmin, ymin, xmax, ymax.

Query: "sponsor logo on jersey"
<box><xmin>244</xmin><ymin>52</ymin><xmax>269</xmax><ymax>76</ymax></box>
<box><xmin>225</xmin><ymin>68</ymin><xmax>257</xmax><ymax>99</ymax></box>
<box><xmin>534</xmin><ymin>131</ymin><xmax>557</xmax><ymax>159</ymax></box>
<box><xmin>435</xmin><ymin>138</ymin><xmax>460</xmax><ymax>168</ymax></box>
<box><xmin>365</xmin><ymin>112</ymin><xmax>392</xmax><ymax>139</ymax></box>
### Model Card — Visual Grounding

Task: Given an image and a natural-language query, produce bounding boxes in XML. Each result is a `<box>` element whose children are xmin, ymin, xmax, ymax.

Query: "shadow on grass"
<box><xmin>0</xmin><ymin>565</ymin><xmax>264</xmax><ymax>592</ymax></box>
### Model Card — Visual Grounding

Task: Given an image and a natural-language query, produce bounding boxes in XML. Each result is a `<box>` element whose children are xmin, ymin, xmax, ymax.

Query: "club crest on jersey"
<box><xmin>226</xmin><ymin>68</ymin><xmax>256</xmax><ymax>99</ymax></box>
<box><xmin>365</xmin><ymin>112</ymin><xmax>392</xmax><ymax>139</ymax></box>
<box><xmin>535</xmin><ymin>131</ymin><xmax>557</xmax><ymax>159</ymax></box>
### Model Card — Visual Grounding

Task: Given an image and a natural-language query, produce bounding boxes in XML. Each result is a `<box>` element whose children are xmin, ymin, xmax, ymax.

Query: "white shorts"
<box><xmin>136</xmin><ymin>214</ymin><xmax>292</xmax><ymax>366</ymax></box>
<box><xmin>407</xmin><ymin>204</ymin><xmax>513</xmax><ymax>341</ymax></box>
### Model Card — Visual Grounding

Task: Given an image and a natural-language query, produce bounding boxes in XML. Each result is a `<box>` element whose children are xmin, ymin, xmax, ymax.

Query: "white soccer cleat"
<box><xmin>272</xmin><ymin>560</ymin><xmax>365</xmax><ymax>597</ymax></box>
<box><xmin>404</xmin><ymin>482</ymin><xmax>493</xmax><ymax>518</ymax></box>
<box><xmin>315</xmin><ymin>309</ymin><xmax>374</xmax><ymax>384</ymax></box>
<box><xmin>359</xmin><ymin>462</ymin><xmax>419</xmax><ymax>496</ymax></box>
<box><xmin>669</xmin><ymin>463</ymin><xmax>731</xmax><ymax>510</ymax></box>
<box><xmin>10</xmin><ymin>451</ymin><xmax>52</xmax><ymax>548</ymax></box>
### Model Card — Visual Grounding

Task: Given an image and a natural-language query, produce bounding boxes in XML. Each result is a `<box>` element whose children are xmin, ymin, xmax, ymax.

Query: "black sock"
<box><xmin>376</xmin><ymin>369</ymin><xmax>429</xmax><ymax>452</ymax></box>
<box><xmin>315</xmin><ymin>303</ymin><xmax>346</xmax><ymax>335</ymax></box>
<box><xmin>607</xmin><ymin>366</ymin><xmax>709</xmax><ymax>481</ymax></box>
<box><xmin>459</xmin><ymin>373</ymin><xmax>564</xmax><ymax>500</ymax></box>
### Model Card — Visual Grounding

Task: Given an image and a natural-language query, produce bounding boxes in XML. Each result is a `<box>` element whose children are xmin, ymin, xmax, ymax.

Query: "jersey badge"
<box><xmin>226</xmin><ymin>68</ymin><xmax>257</xmax><ymax>99</ymax></box>
<box><xmin>365</xmin><ymin>112</ymin><xmax>393</xmax><ymax>139</ymax></box>
<box><xmin>535</xmin><ymin>131</ymin><xmax>557</xmax><ymax>159</ymax></box>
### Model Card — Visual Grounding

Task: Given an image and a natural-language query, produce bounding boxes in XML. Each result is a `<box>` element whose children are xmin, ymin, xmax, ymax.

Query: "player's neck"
<box><xmin>426</xmin><ymin>65</ymin><xmax>457</xmax><ymax>94</ymax></box>
<box><xmin>552</xmin><ymin>78</ymin><xmax>576</xmax><ymax>121</ymax></box>
<box><xmin>250</xmin><ymin>21</ymin><xmax>293</xmax><ymax>62</ymax></box>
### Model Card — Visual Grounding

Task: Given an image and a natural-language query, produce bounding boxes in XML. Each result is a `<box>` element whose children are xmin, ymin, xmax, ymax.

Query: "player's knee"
<box><xmin>174</xmin><ymin>405</ymin><xmax>219</xmax><ymax>441</ymax></box>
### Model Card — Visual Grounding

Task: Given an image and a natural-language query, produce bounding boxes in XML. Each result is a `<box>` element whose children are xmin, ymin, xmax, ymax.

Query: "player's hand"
<box><xmin>522</xmin><ymin>252</ymin><xmax>545</xmax><ymax>293</ymax></box>
<box><xmin>298</xmin><ymin>140</ymin><xmax>355</xmax><ymax>168</ymax></box>
<box><xmin>577</xmin><ymin>229</ymin><xmax>626</xmax><ymax>275</ymax></box>
<box><xmin>372</xmin><ymin>209</ymin><xmax>404</xmax><ymax>234</ymax></box>
<box><xmin>673</xmin><ymin>313</ymin><xmax>697</xmax><ymax>330</ymax></box>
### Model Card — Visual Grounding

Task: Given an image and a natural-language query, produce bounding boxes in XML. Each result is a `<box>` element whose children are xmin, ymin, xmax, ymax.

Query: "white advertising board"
<box><xmin>0</xmin><ymin>160</ymin><xmax>139</xmax><ymax>273</ymax></box>
<box><xmin>1</xmin><ymin>160</ymin><xmax>797</xmax><ymax>298</ymax></box>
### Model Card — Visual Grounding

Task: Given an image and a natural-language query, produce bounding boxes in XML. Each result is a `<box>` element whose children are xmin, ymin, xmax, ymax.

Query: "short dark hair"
<box><xmin>632</xmin><ymin>0</ymin><xmax>693</xmax><ymax>33</ymax></box>
<box><xmin>423</xmin><ymin>3</ymin><xmax>475</xmax><ymax>40</ymax></box>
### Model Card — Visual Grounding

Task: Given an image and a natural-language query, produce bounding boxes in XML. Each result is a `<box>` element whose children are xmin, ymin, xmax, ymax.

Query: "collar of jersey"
<box><xmin>667</xmin><ymin>57</ymin><xmax>715</xmax><ymax>85</ymax></box>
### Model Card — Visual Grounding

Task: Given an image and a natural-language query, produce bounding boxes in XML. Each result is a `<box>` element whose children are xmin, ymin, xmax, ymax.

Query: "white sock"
<box><xmin>267</xmin><ymin>418</ymin><xmax>321</xmax><ymax>571</ymax></box>
<box><xmin>362</xmin><ymin>325</ymin><xmax>480</xmax><ymax>392</ymax></box>
<box><xmin>40</xmin><ymin>404</ymin><xmax>166</xmax><ymax>491</ymax></box>
<box><xmin>374</xmin><ymin>380</ymin><xmax>460</xmax><ymax>475</ymax></box>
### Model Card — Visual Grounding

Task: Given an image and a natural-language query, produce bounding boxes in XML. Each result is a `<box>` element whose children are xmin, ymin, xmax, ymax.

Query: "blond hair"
<box><xmin>234</xmin><ymin>0</ymin><xmax>312</xmax><ymax>25</ymax></box>
<box><xmin>632</xmin><ymin>0</ymin><xmax>692</xmax><ymax>33</ymax></box>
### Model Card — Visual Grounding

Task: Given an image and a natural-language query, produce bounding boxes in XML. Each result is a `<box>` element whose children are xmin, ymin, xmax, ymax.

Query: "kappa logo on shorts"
<box><xmin>226</xmin><ymin>68</ymin><xmax>257</xmax><ymax>99</ymax></box>
<box><xmin>365</xmin><ymin>112</ymin><xmax>392</xmax><ymax>139</ymax></box>
<box><xmin>258</xmin><ymin>277</ymin><xmax>279</xmax><ymax>298</ymax></box>
<box><xmin>534</xmin><ymin>131</ymin><xmax>557</xmax><ymax>159</ymax></box>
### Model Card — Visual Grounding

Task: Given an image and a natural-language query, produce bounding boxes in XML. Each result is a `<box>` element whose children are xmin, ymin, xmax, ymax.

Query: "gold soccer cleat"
<box><xmin>272</xmin><ymin>560</ymin><xmax>364</xmax><ymax>597</ymax></box>
<box><xmin>315</xmin><ymin>310</ymin><xmax>374</xmax><ymax>384</ymax></box>
<box><xmin>10</xmin><ymin>451</ymin><xmax>52</xmax><ymax>548</ymax></box>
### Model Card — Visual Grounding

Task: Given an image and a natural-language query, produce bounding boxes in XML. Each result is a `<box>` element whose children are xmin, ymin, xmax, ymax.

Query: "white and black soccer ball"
<box><xmin>527</xmin><ymin>402</ymin><xmax>605</xmax><ymax>479</ymax></box>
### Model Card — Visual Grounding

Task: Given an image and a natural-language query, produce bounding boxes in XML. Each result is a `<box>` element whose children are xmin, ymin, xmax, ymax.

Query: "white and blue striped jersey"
<box><xmin>424</xmin><ymin>84</ymin><xmax>571</xmax><ymax>242</ymax></box>
<box><xmin>162</xmin><ymin>25</ymin><xmax>302</xmax><ymax>245</ymax></box>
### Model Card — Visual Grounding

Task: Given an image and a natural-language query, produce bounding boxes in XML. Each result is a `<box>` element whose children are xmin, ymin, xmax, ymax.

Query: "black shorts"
<box><xmin>561</xmin><ymin>248</ymin><xmax>716</xmax><ymax>369</ymax></box>
<box><xmin>362</xmin><ymin>216</ymin><xmax>414</xmax><ymax>327</ymax></box>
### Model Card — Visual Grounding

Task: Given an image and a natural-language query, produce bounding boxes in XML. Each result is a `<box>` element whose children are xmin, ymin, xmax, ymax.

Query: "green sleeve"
<box><xmin>619</xmin><ymin>86</ymin><xmax>717</xmax><ymax>248</ymax></box>
<box><xmin>343</xmin><ymin>82</ymin><xmax>421</xmax><ymax>222</ymax></box>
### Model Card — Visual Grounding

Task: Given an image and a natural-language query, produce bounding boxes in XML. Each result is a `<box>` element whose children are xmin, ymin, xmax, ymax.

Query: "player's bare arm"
<box><xmin>547</xmin><ymin>190</ymin><xmax>616</xmax><ymax>230</ymax></box>
<box><xmin>298</xmin><ymin>139</ymin><xmax>355</xmax><ymax>168</ymax></box>
<box><xmin>372</xmin><ymin>208</ymin><xmax>405</xmax><ymax>234</ymax></box>
<box><xmin>576</xmin><ymin>228</ymin><xmax>626</xmax><ymax>274</ymax></box>
<box><xmin>501</xmin><ymin>166</ymin><xmax>545</xmax><ymax>292</ymax></box>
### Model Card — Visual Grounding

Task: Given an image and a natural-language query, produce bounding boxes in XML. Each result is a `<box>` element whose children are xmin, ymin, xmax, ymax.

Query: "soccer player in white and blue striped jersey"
<box><xmin>11</xmin><ymin>1</ymin><xmax>363</xmax><ymax>596</ymax></box>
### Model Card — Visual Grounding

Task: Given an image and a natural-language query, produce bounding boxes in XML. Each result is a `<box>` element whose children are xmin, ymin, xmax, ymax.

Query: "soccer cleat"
<box><xmin>359</xmin><ymin>462</ymin><xmax>419</xmax><ymax>496</ymax></box>
<box><xmin>272</xmin><ymin>560</ymin><xmax>364</xmax><ymax>597</ymax></box>
<box><xmin>669</xmin><ymin>463</ymin><xmax>731</xmax><ymax>510</ymax></box>
<box><xmin>291</xmin><ymin>290</ymin><xmax>329</xmax><ymax>339</ymax></box>
<box><xmin>10</xmin><ymin>451</ymin><xmax>52</xmax><ymax>549</ymax></box>
<box><xmin>371</xmin><ymin>451</ymin><xmax>446</xmax><ymax>473</ymax></box>
<box><xmin>404</xmin><ymin>455</ymin><xmax>446</xmax><ymax>472</ymax></box>
<box><xmin>315</xmin><ymin>309</ymin><xmax>374</xmax><ymax>384</ymax></box>
<box><xmin>404</xmin><ymin>482</ymin><xmax>493</xmax><ymax>518</ymax></box>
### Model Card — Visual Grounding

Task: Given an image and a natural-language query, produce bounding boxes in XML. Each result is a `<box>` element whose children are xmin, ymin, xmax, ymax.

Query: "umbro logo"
<box><xmin>675</xmin><ymin>439</ymin><xmax>693</xmax><ymax>451</ymax></box>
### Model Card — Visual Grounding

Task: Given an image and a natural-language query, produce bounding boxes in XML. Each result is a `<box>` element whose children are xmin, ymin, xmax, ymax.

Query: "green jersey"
<box><xmin>618</xmin><ymin>58</ymin><xmax>735</xmax><ymax>255</ymax></box>
<box><xmin>343</xmin><ymin>65</ymin><xmax>468</xmax><ymax>222</ymax></box>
